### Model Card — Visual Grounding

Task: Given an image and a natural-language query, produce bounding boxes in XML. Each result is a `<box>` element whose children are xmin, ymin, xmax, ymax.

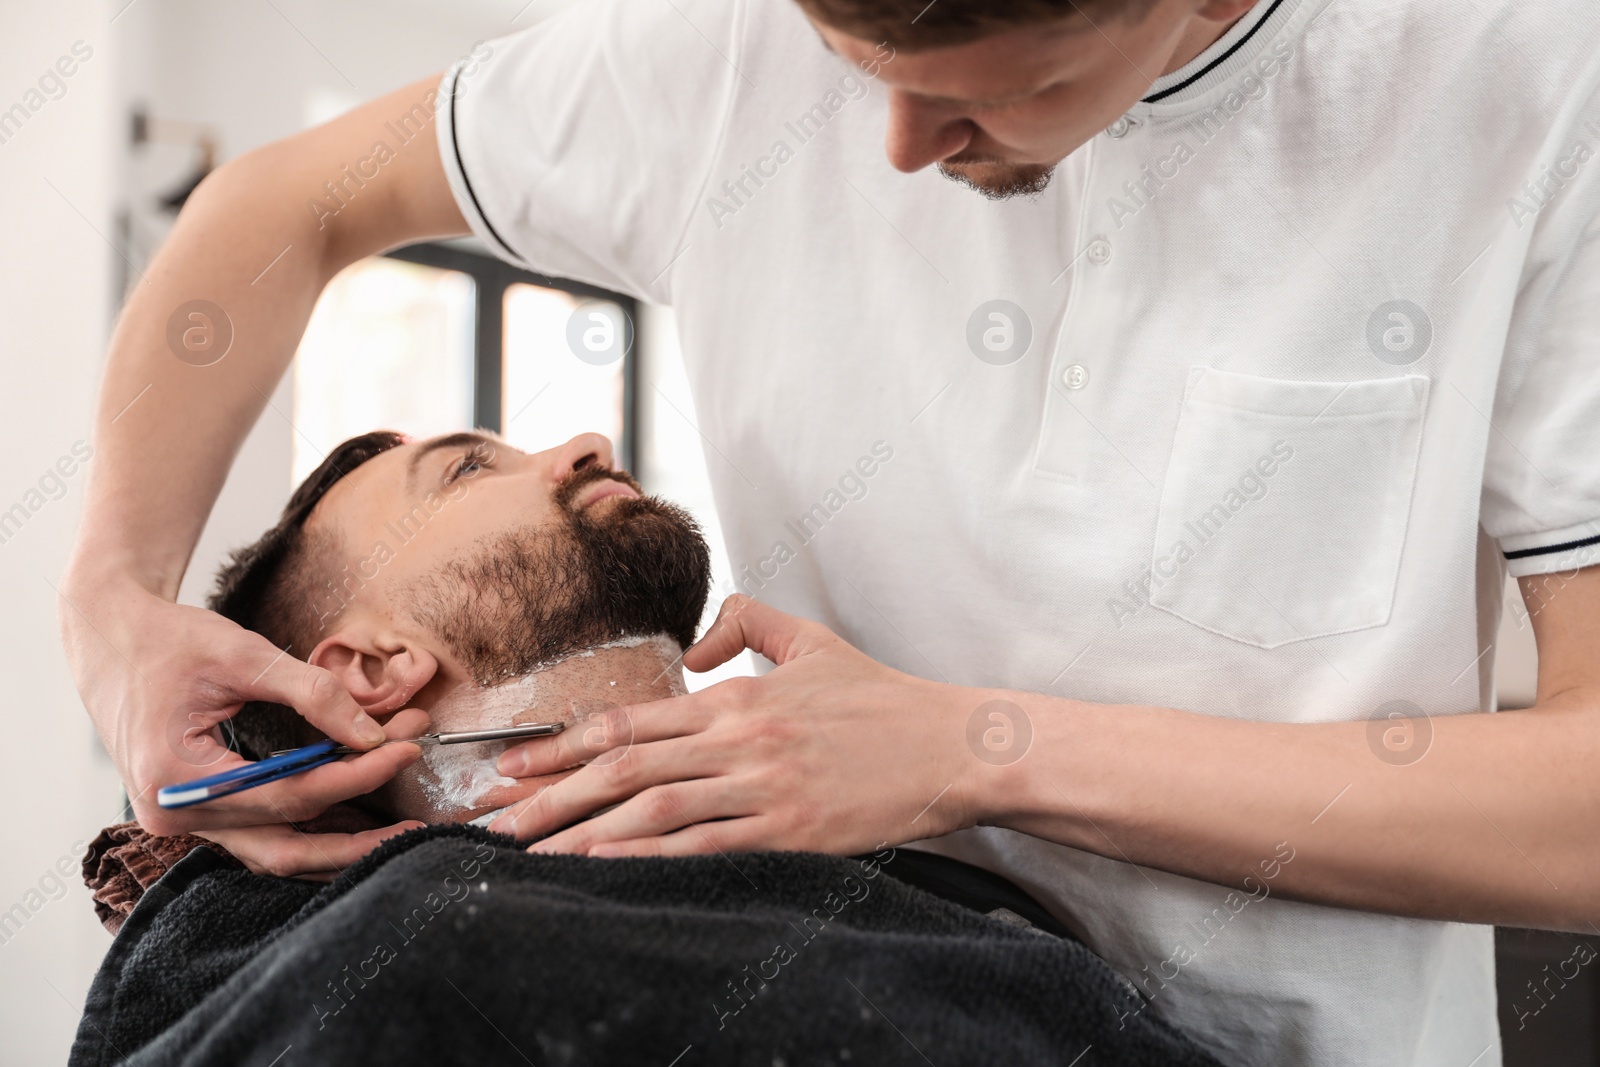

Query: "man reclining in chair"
<box><xmin>74</xmin><ymin>430</ymin><xmax>1224</xmax><ymax>1067</ymax></box>
<box><xmin>207</xmin><ymin>427</ymin><xmax>715</xmax><ymax>835</ymax></box>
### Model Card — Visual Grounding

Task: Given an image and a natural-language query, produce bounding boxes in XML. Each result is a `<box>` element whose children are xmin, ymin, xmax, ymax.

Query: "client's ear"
<box><xmin>309</xmin><ymin>628</ymin><xmax>440</xmax><ymax>714</ymax></box>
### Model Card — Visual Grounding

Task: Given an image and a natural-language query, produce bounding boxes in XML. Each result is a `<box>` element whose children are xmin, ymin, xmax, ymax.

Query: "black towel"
<box><xmin>72</xmin><ymin>824</ymin><xmax>1225</xmax><ymax>1067</ymax></box>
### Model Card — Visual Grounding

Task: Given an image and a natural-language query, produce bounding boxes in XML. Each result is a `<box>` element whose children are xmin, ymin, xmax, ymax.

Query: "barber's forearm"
<box><xmin>74</xmin><ymin>150</ymin><xmax>332</xmax><ymax>596</ymax></box>
<box><xmin>69</xmin><ymin>72</ymin><xmax>464</xmax><ymax>599</ymax></box>
<box><xmin>972</xmin><ymin>687</ymin><xmax>1600</xmax><ymax>931</ymax></box>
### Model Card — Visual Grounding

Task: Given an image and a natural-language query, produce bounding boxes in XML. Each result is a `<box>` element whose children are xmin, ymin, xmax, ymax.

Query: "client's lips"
<box><xmin>574</xmin><ymin>478</ymin><xmax>641</xmax><ymax>511</ymax></box>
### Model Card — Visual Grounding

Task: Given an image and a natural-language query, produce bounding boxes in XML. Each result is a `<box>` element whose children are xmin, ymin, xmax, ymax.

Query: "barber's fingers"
<box><xmin>233</xmin><ymin>636</ymin><xmax>389</xmax><ymax>750</ymax></box>
<box><xmin>233</xmin><ymin>708</ymin><xmax>430</xmax><ymax>825</ymax></box>
<box><xmin>162</xmin><ymin>709</ymin><xmax>430</xmax><ymax>829</ymax></box>
<box><xmin>495</xmin><ymin>699</ymin><xmax>712</xmax><ymax>778</ymax></box>
<box><xmin>524</xmin><ymin>778</ymin><xmax>757</xmax><ymax>856</ymax></box>
<box><xmin>586</xmin><ymin>817</ymin><xmax>774</xmax><ymax>859</ymax></box>
<box><xmin>122</xmin><ymin>610</ymin><xmax>396</xmax><ymax>836</ymax></box>
<box><xmin>196</xmin><ymin>819</ymin><xmax>425</xmax><ymax>882</ymax></box>
<box><xmin>681</xmin><ymin>595</ymin><xmax>834</xmax><ymax>673</ymax></box>
<box><xmin>488</xmin><ymin>737</ymin><xmax>723</xmax><ymax>840</ymax></box>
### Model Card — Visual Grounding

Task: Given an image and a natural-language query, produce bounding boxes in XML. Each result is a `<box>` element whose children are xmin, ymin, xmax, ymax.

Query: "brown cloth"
<box><xmin>81</xmin><ymin>823</ymin><xmax>243</xmax><ymax>935</ymax></box>
<box><xmin>82</xmin><ymin>803</ymin><xmax>391</xmax><ymax>934</ymax></box>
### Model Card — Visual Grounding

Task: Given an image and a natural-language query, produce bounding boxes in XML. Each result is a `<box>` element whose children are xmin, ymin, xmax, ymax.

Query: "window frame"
<box><xmin>383</xmin><ymin>241</ymin><xmax>642</xmax><ymax>470</ymax></box>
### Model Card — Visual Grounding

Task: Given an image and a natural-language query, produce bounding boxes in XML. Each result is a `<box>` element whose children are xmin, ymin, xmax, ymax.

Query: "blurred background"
<box><xmin>0</xmin><ymin>1</ymin><xmax>1579</xmax><ymax>1063</ymax></box>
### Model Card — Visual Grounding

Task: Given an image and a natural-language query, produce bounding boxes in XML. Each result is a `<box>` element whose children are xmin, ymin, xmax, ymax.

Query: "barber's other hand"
<box><xmin>488</xmin><ymin>596</ymin><xmax>985</xmax><ymax>857</ymax></box>
<box><xmin>196</xmin><ymin>819</ymin><xmax>426</xmax><ymax>883</ymax></box>
<box><xmin>59</xmin><ymin>571</ymin><xmax>422</xmax><ymax>840</ymax></box>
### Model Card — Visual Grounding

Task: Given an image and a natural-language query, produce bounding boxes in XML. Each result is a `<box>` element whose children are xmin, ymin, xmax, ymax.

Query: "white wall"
<box><xmin>0</xmin><ymin>2</ymin><xmax>121</xmax><ymax>1063</ymax></box>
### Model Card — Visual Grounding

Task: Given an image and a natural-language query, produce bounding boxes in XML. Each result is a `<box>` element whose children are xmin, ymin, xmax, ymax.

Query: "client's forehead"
<box><xmin>307</xmin><ymin>431</ymin><xmax>504</xmax><ymax>534</ymax></box>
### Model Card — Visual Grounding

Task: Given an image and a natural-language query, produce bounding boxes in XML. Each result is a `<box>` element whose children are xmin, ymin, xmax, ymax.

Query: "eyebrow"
<box><xmin>406</xmin><ymin>431</ymin><xmax>497</xmax><ymax>492</ymax></box>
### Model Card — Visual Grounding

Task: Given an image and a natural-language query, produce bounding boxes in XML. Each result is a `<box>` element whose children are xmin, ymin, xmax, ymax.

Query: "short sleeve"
<box><xmin>435</xmin><ymin>0</ymin><xmax>745</xmax><ymax>303</ymax></box>
<box><xmin>1480</xmin><ymin>102</ymin><xmax>1600</xmax><ymax>578</ymax></box>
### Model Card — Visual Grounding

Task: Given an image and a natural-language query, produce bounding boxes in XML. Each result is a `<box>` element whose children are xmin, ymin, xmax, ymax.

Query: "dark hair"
<box><xmin>796</xmin><ymin>0</ymin><xmax>1163</xmax><ymax>49</ymax></box>
<box><xmin>208</xmin><ymin>431</ymin><xmax>405</xmax><ymax>758</ymax></box>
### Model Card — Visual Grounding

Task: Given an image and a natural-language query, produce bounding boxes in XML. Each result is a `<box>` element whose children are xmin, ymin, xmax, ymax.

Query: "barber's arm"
<box><xmin>493</xmin><ymin>576</ymin><xmax>1600</xmax><ymax>933</ymax></box>
<box><xmin>62</xmin><ymin>73</ymin><xmax>467</xmax><ymax>874</ymax></box>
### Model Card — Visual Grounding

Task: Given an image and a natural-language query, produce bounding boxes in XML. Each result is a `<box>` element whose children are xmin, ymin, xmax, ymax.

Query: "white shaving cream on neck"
<box><xmin>416</xmin><ymin>632</ymin><xmax>684</xmax><ymax>811</ymax></box>
<box><xmin>419</xmin><ymin>742</ymin><xmax>518</xmax><ymax>811</ymax></box>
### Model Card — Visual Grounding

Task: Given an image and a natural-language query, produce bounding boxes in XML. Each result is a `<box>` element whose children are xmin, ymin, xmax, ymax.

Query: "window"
<box><xmin>290</xmin><ymin>256</ymin><xmax>475</xmax><ymax>483</ymax></box>
<box><xmin>291</xmin><ymin>239</ymin><xmax>639</xmax><ymax>482</ymax></box>
<box><xmin>502</xmin><ymin>282</ymin><xmax>630</xmax><ymax>458</ymax></box>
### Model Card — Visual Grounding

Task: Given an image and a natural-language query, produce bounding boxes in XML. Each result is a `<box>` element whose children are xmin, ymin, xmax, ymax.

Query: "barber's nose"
<box><xmin>884</xmin><ymin>91</ymin><xmax>975</xmax><ymax>173</ymax></box>
<box><xmin>548</xmin><ymin>433</ymin><xmax>616</xmax><ymax>484</ymax></box>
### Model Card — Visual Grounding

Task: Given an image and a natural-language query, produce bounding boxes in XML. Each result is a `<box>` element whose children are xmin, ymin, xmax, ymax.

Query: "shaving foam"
<box><xmin>419</xmin><ymin>741</ymin><xmax>518</xmax><ymax>810</ymax></box>
<box><xmin>415</xmin><ymin>632</ymin><xmax>685</xmax><ymax>811</ymax></box>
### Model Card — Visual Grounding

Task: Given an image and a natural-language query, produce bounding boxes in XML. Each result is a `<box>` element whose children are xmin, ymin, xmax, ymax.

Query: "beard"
<box><xmin>937</xmin><ymin>160</ymin><xmax>1057</xmax><ymax>200</ymax></box>
<box><xmin>405</xmin><ymin>465</ymin><xmax>712</xmax><ymax>683</ymax></box>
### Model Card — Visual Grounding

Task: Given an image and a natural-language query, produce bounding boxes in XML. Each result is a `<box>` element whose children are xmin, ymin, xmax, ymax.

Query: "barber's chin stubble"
<box><xmin>937</xmin><ymin>161</ymin><xmax>1056</xmax><ymax>200</ymax></box>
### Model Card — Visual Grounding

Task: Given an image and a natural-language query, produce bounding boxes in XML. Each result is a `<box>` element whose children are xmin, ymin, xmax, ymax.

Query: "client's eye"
<box><xmin>446</xmin><ymin>443</ymin><xmax>494</xmax><ymax>484</ymax></box>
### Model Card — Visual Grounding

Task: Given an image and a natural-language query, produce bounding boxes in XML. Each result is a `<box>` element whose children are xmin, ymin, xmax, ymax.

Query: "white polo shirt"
<box><xmin>438</xmin><ymin>0</ymin><xmax>1600</xmax><ymax>1062</ymax></box>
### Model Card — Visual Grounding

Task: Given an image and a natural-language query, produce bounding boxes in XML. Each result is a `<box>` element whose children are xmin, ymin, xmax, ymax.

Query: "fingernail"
<box><xmin>497</xmin><ymin>750</ymin><xmax>527</xmax><ymax>777</ymax></box>
<box><xmin>356</xmin><ymin>717</ymin><xmax>386</xmax><ymax>746</ymax></box>
<box><xmin>487</xmin><ymin>817</ymin><xmax>511</xmax><ymax>835</ymax></box>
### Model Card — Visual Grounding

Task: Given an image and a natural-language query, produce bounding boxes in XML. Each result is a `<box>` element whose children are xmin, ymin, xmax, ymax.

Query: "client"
<box><xmin>75</xmin><ymin>431</ymin><xmax>1224</xmax><ymax>1067</ymax></box>
<box><xmin>206</xmin><ymin>427</ymin><xmax>713</xmax><ymax>827</ymax></box>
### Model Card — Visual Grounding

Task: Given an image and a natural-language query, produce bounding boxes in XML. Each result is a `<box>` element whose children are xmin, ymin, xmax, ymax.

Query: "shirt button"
<box><xmin>1060</xmin><ymin>364</ymin><xmax>1090</xmax><ymax>390</ymax></box>
<box><xmin>1107</xmin><ymin>117</ymin><xmax>1132</xmax><ymax>139</ymax></box>
<box><xmin>1087</xmin><ymin>237</ymin><xmax>1112</xmax><ymax>265</ymax></box>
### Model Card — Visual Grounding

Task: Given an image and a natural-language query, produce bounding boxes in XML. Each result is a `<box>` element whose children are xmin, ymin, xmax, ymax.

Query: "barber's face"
<box><xmin>812</xmin><ymin>0</ymin><xmax>1206</xmax><ymax>196</ymax></box>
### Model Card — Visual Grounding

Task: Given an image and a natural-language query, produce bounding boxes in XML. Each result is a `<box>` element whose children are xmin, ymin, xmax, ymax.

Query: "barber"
<box><xmin>63</xmin><ymin>0</ymin><xmax>1600</xmax><ymax>1063</ymax></box>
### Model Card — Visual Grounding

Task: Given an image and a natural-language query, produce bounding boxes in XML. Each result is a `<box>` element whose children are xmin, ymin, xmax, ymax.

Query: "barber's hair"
<box><xmin>797</xmin><ymin>0</ymin><xmax>1164</xmax><ymax>49</ymax></box>
<box><xmin>208</xmin><ymin>431</ymin><xmax>405</xmax><ymax>758</ymax></box>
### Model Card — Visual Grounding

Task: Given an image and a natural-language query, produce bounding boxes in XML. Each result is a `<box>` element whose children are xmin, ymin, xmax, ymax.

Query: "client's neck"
<box><xmin>437</xmin><ymin>632</ymin><xmax>689</xmax><ymax>730</ymax></box>
<box><xmin>394</xmin><ymin>633</ymin><xmax>687</xmax><ymax>823</ymax></box>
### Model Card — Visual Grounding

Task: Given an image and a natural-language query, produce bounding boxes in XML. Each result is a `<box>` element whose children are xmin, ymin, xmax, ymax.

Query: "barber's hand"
<box><xmin>487</xmin><ymin>596</ymin><xmax>984</xmax><ymax>857</ymax></box>
<box><xmin>196</xmin><ymin>820</ymin><xmax>426</xmax><ymax>883</ymax></box>
<box><xmin>192</xmin><ymin>707</ymin><xmax>432</xmax><ymax>881</ymax></box>
<box><xmin>60</xmin><ymin>571</ymin><xmax>425</xmax><ymax>862</ymax></box>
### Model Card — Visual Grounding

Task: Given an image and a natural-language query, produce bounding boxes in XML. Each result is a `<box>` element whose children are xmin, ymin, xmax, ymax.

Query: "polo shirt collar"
<box><xmin>1137</xmin><ymin>0</ymin><xmax>1311</xmax><ymax>109</ymax></box>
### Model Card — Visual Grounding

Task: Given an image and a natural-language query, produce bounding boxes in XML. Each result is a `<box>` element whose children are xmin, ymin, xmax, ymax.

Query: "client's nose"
<box><xmin>548</xmin><ymin>433</ymin><xmax>616</xmax><ymax>483</ymax></box>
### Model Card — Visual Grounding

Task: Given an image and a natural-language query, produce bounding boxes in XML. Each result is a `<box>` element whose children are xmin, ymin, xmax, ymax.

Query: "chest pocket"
<box><xmin>1147</xmin><ymin>367</ymin><xmax>1430</xmax><ymax>649</ymax></box>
